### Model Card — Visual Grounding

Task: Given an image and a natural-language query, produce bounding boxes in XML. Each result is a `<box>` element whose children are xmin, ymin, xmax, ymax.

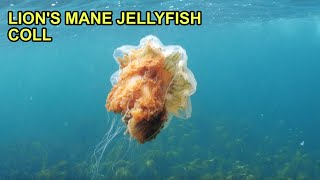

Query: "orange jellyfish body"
<box><xmin>106</xmin><ymin>35</ymin><xmax>197</xmax><ymax>143</ymax></box>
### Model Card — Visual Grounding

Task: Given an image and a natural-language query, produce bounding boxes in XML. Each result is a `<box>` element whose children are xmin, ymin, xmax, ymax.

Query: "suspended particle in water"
<box><xmin>300</xmin><ymin>141</ymin><xmax>304</xmax><ymax>146</ymax></box>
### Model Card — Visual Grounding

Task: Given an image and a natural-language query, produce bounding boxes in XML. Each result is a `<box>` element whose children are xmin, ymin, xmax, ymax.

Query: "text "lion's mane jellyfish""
<box><xmin>106</xmin><ymin>35</ymin><xmax>197</xmax><ymax>143</ymax></box>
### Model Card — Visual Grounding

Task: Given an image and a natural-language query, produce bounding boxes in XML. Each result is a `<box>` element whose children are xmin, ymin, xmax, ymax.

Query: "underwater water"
<box><xmin>1</xmin><ymin>0</ymin><xmax>320</xmax><ymax>179</ymax></box>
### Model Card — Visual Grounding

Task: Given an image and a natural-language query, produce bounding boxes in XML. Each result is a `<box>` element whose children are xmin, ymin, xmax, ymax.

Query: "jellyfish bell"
<box><xmin>106</xmin><ymin>35</ymin><xmax>197</xmax><ymax>143</ymax></box>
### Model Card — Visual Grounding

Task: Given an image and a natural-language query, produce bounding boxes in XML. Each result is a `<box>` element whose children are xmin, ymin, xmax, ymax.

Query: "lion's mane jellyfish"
<box><xmin>106</xmin><ymin>35</ymin><xmax>197</xmax><ymax>143</ymax></box>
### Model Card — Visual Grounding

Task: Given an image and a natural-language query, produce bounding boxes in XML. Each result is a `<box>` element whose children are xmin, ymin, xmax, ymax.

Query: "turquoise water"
<box><xmin>1</xmin><ymin>0</ymin><xmax>320</xmax><ymax>179</ymax></box>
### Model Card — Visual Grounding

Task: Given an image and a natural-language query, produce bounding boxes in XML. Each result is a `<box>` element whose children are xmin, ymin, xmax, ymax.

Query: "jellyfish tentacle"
<box><xmin>91</xmin><ymin>115</ymin><xmax>123</xmax><ymax>178</ymax></box>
